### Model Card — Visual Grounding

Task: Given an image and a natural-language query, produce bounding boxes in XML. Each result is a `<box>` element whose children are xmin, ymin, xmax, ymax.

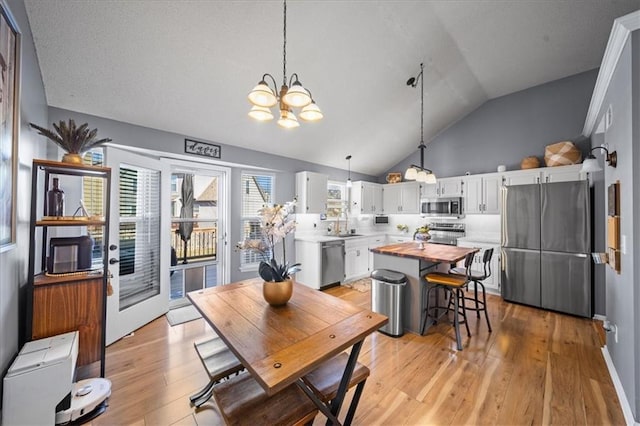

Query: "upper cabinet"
<box><xmin>421</xmin><ymin>177</ymin><xmax>464</xmax><ymax>198</ymax></box>
<box><xmin>383</xmin><ymin>182</ymin><xmax>421</xmax><ymax>214</ymax></box>
<box><xmin>464</xmin><ymin>173</ymin><xmax>501</xmax><ymax>214</ymax></box>
<box><xmin>351</xmin><ymin>181</ymin><xmax>383</xmax><ymax>215</ymax></box>
<box><xmin>501</xmin><ymin>164</ymin><xmax>586</xmax><ymax>186</ymax></box>
<box><xmin>541</xmin><ymin>164</ymin><xmax>586</xmax><ymax>183</ymax></box>
<box><xmin>295</xmin><ymin>171</ymin><xmax>328</xmax><ymax>214</ymax></box>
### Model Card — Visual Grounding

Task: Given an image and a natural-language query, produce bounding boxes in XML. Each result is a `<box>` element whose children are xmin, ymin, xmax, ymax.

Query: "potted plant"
<box><xmin>29</xmin><ymin>119</ymin><xmax>112</xmax><ymax>164</ymax></box>
<box><xmin>237</xmin><ymin>199</ymin><xmax>300</xmax><ymax>306</ymax></box>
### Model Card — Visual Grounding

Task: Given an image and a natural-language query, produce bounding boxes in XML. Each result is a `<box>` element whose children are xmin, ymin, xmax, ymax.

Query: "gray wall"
<box><xmin>47</xmin><ymin>107</ymin><xmax>376</xmax><ymax>284</ymax></box>
<box><xmin>0</xmin><ymin>0</ymin><xmax>49</xmax><ymax>407</ymax></box>
<box><xmin>610</xmin><ymin>29</ymin><xmax>640</xmax><ymax>421</ymax></box>
<box><xmin>593</xmin><ymin>29</ymin><xmax>638</xmax><ymax>421</ymax></box>
<box><xmin>384</xmin><ymin>69</ymin><xmax>598</xmax><ymax>179</ymax></box>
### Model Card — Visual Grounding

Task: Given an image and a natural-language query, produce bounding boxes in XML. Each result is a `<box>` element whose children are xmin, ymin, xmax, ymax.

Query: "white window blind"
<box><xmin>240</xmin><ymin>172</ymin><xmax>274</xmax><ymax>268</ymax></box>
<box><xmin>118</xmin><ymin>165</ymin><xmax>161</xmax><ymax>310</ymax></box>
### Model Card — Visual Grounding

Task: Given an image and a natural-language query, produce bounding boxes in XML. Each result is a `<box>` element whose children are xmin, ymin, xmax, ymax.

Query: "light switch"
<box><xmin>621</xmin><ymin>234</ymin><xmax>627</xmax><ymax>255</ymax></box>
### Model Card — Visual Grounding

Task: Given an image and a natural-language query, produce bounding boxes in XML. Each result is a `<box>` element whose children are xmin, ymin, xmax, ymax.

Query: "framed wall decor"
<box><xmin>0</xmin><ymin>1</ymin><xmax>20</xmax><ymax>251</ymax></box>
<box><xmin>184</xmin><ymin>139</ymin><xmax>221</xmax><ymax>159</ymax></box>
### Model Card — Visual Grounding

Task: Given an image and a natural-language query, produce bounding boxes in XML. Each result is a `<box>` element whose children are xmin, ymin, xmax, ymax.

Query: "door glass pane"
<box><xmin>119</xmin><ymin>165</ymin><xmax>161</xmax><ymax>310</ymax></box>
<box><xmin>170</xmin><ymin>172</ymin><xmax>219</xmax><ymax>300</ymax></box>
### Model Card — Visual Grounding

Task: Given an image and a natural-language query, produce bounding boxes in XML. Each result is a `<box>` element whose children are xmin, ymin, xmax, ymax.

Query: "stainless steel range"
<box><xmin>428</xmin><ymin>222</ymin><xmax>465</xmax><ymax>246</ymax></box>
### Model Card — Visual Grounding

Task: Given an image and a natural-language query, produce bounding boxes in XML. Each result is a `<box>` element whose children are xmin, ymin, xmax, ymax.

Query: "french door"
<box><xmin>105</xmin><ymin>147</ymin><xmax>170</xmax><ymax>345</ymax></box>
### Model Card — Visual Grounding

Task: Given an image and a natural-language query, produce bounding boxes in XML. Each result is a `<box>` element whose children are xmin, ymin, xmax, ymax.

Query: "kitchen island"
<box><xmin>370</xmin><ymin>242</ymin><xmax>479</xmax><ymax>334</ymax></box>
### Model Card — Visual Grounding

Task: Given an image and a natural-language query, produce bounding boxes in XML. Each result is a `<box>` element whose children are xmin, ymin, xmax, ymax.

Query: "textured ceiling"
<box><xmin>24</xmin><ymin>1</ymin><xmax>639</xmax><ymax>176</ymax></box>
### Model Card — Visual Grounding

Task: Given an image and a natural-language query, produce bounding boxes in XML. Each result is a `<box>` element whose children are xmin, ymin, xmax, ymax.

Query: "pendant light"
<box><xmin>346</xmin><ymin>155</ymin><xmax>352</xmax><ymax>188</ymax></box>
<box><xmin>404</xmin><ymin>63</ymin><xmax>436</xmax><ymax>184</ymax></box>
<box><xmin>247</xmin><ymin>0</ymin><xmax>322</xmax><ymax>128</ymax></box>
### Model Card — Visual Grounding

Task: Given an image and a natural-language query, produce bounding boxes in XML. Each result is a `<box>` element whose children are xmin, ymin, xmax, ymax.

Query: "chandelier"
<box><xmin>404</xmin><ymin>63</ymin><xmax>436</xmax><ymax>184</ymax></box>
<box><xmin>247</xmin><ymin>0</ymin><xmax>323</xmax><ymax>128</ymax></box>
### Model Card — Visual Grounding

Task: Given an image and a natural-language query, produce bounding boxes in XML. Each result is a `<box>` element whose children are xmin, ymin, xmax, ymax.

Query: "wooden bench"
<box><xmin>212</xmin><ymin>372</ymin><xmax>318</xmax><ymax>426</ymax></box>
<box><xmin>190</xmin><ymin>336</ymin><xmax>244</xmax><ymax>407</ymax></box>
<box><xmin>302</xmin><ymin>352</ymin><xmax>370</xmax><ymax>425</ymax></box>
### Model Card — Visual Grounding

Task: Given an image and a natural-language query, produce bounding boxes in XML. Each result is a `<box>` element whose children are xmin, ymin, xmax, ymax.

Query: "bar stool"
<box><xmin>421</xmin><ymin>252</ymin><xmax>474</xmax><ymax>350</ymax></box>
<box><xmin>449</xmin><ymin>248</ymin><xmax>493</xmax><ymax>332</ymax></box>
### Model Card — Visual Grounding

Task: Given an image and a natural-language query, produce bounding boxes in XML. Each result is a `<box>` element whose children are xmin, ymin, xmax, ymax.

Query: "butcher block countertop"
<box><xmin>371</xmin><ymin>242</ymin><xmax>479</xmax><ymax>264</ymax></box>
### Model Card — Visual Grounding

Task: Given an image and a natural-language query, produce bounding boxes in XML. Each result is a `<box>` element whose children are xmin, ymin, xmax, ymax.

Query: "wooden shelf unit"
<box><xmin>27</xmin><ymin>159</ymin><xmax>112</xmax><ymax>378</ymax></box>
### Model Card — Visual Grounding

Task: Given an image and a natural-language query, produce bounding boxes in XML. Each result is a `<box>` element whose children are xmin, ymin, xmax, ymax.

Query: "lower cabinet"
<box><xmin>344</xmin><ymin>239</ymin><xmax>369</xmax><ymax>282</ymax></box>
<box><xmin>31</xmin><ymin>275</ymin><xmax>104</xmax><ymax>367</ymax></box>
<box><xmin>456</xmin><ymin>240</ymin><xmax>501</xmax><ymax>294</ymax></box>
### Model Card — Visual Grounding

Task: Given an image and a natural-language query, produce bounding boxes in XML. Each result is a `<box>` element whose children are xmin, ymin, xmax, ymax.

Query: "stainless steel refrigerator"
<box><xmin>501</xmin><ymin>181</ymin><xmax>591</xmax><ymax>317</ymax></box>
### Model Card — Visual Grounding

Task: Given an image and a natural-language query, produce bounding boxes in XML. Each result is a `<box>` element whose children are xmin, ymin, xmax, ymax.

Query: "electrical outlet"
<box><xmin>621</xmin><ymin>235</ymin><xmax>627</xmax><ymax>255</ymax></box>
<box><xmin>615</xmin><ymin>324</ymin><xmax>619</xmax><ymax>343</ymax></box>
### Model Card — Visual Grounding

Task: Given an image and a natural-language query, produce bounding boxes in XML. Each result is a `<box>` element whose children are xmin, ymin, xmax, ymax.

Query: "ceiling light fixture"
<box><xmin>346</xmin><ymin>155</ymin><xmax>352</xmax><ymax>188</ymax></box>
<box><xmin>247</xmin><ymin>0</ymin><xmax>322</xmax><ymax>128</ymax></box>
<box><xmin>580</xmin><ymin>145</ymin><xmax>617</xmax><ymax>173</ymax></box>
<box><xmin>404</xmin><ymin>63</ymin><xmax>436</xmax><ymax>184</ymax></box>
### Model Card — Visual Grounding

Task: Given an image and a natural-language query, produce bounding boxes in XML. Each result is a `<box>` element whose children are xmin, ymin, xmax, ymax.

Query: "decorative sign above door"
<box><xmin>185</xmin><ymin>139</ymin><xmax>221</xmax><ymax>159</ymax></box>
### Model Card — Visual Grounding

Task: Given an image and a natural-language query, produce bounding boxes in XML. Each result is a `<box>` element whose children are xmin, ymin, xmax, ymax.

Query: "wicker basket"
<box><xmin>520</xmin><ymin>156</ymin><xmax>540</xmax><ymax>170</ymax></box>
<box><xmin>544</xmin><ymin>141</ymin><xmax>582</xmax><ymax>166</ymax></box>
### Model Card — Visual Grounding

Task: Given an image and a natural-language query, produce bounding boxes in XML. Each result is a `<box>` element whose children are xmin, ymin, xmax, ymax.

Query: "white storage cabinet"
<box><xmin>463</xmin><ymin>173</ymin><xmax>501</xmax><ymax>214</ymax></box>
<box><xmin>351</xmin><ymin>181</ymin><xmax>383</xmax><ymax>214</ymax></box>
<box><xmin>383</xmin><ymin>182</ymin><xmax>421</xmax><ymax>214</ymax></box>
<box><xmin>295</xmin><ymin>171</ymin><xmax>328</xmax><ymax>214</ymax></box>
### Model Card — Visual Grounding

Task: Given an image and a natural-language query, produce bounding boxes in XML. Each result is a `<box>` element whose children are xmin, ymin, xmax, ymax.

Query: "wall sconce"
<box><xmin>580</xmin><ymin>146</ymin><xmax>617</xmax><ymax>173</ymax></box>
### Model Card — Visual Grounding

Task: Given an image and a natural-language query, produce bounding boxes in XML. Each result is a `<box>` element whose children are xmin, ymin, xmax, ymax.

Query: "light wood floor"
<box><xmin>90</xmin><ymin>285</ymin><xmax>626</xmax><ymax>425</ymax></box>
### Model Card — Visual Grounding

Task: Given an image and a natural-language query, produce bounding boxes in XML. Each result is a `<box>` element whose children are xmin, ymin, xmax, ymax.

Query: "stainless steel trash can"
<box><xmin>370</xmin><ymin>269</ymin><xmax>407</xmax><ymax>337</ymax></box>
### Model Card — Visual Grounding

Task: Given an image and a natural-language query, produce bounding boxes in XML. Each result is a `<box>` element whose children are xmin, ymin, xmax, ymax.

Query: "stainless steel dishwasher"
<box><xmin>320</xmin><ymin>240</ymin><xmax>345</xmax><ymax>288</ymax></box>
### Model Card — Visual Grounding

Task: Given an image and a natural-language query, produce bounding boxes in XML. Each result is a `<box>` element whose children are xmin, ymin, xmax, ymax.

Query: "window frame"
<box><xmin>239</xmin><ymin>170</ymin><xmax>275</xmax><ymax>272</ymax></box>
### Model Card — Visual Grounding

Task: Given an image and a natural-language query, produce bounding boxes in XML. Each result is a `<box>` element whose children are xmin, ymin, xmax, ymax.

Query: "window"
<box><xmin>326</xmin><ymin>181</ymin><xmax>347</xmax><ymax>218</ymax></box>
<box><xmin>240</xmin><ymin>172</ymin><xmax>274</xmax><ymax>269</ymax></box>
<box><xmin>82</xmin><ymin>150</ymin><xmax>105</xmax><ymax>264</ymax></box>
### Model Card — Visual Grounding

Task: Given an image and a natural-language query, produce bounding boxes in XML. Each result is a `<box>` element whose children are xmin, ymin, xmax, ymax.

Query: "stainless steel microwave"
<box><xmin>420</xmin><ymin>197</ymin><xmax>464</xmax><ymax>218</ymax></box>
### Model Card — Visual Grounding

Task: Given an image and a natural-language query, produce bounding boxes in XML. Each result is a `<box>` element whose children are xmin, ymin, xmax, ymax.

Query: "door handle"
<box><xmin>109</xmin><ymin>258</ymin><xmax>120</xmax><ymax>264</ymax></box>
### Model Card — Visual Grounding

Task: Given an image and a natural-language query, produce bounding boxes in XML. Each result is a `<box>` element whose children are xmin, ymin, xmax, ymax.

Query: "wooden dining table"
<box><xmin>188</xmin><ymin>277</ymin><xmax>388</xmax><ymax>425</ymax></box>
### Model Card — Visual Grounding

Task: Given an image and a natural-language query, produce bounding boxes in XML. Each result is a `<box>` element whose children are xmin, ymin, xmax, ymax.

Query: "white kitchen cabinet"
<box><xmin>438</xmin><ymin>177</ymin><xmax>464</xmax><ymax>197</ymax></box>
<box><xmin>464</xmin><ymin>173</ymin><xmax>501</xmax><ymax>214</ymax></box>
<box><xmin>383</xmin><ymin>182</ymin><xmax>421</xmax><ymax>214</ymax></box>
<box><xmin>420</xmin><ymin>178</ymin><xmax>463</xmax><ymax>198</ymax></box>
<box><xmin>501</xmin><ymin>169</ymin><xmax>541</xmax><ymax>186</ymax></box>
<box><xmin>344</xmin><ymin>238</ymin><xmax>369</xmax><ymax>281</ymax></box>
<box><xmin>294</xmin><ymin>240</ymin><xmax>323</xmax><ymax>289</ymax></box>
<box><xmin>541</xmin><ymin>164</ymin><xmax>586</xmax><ymax>183</ymax></box>
<box><xmin>351</xmin><ymin>181</ymin><xmax>383</xmax><ymax>215</ymax></box>
<box><xmin>456</xmin><ymin>240</ymin><xmax>501</xmax><ymax>294</ymax></box>
<box><xmin>295</xmin><ymin>171</ymin><xmax>328</xmax><ymax>214</ymax></box>
<box><xmin>367</xmin><ymin>235</ymin><xmax>386</xmax><ymax>273</ymax></box>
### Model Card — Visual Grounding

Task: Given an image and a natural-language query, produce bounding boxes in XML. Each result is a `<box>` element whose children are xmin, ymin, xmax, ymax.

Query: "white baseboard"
<box><xmin>601</xmin><ymin>345</ymin><xmax>639</xmax><ymax>425</ymax></box>
<box><xmin>593</xmin><ymin>314</ymin><xmax>606</xmax><ymax>321</ymax></box>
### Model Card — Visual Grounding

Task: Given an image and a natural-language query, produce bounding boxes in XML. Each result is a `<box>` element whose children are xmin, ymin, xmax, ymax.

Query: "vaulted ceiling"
<box><xmin>25</xmin><ymin>1</ymin><xmax>639</xmax><ymax>176</ymax></box>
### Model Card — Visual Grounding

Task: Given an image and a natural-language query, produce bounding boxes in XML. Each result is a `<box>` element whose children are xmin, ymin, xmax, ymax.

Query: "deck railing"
<box><xmin>171</xmin><ymin>226</ymin><xmax>217</xmax><ymax>262</ymax></box>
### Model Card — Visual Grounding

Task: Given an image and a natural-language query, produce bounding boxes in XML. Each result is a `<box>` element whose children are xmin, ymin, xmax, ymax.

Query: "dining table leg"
<box><xmin>295</xmin><ymin>340</ymin><xmax>366</xmax><ymax>426</ymax></box>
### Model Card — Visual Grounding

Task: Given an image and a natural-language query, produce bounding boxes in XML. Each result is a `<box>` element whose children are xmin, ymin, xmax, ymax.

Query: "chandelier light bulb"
<box><xmin>299</xmin><ymin>102</ymin><xmax>323</xmax><ymax>121</ymax></box>
<box><xmin>416</xmin><ymin>170</ymin><xmax>428</xmax><ymax>182</ymax></box>
<box><xmin>248</xmin><ymin>105</ymin><xmax>274</xmax><ymax>121</ymax></box>
<box><xmin>425</xmin><ymin>173</ymin><xmax>437</xmax><ymax>184</ymax></box>
<box><xmin>277</xmin><ymin>109</ymin><xmax>300</xmax><ymax>128</ymax></box>
<box><xmin>248</xmin><ymin>82</ymin><xmax>277</xmax><ymax>107</ymax></box>
<box><xmin>282</xmin><ymin>82</ymin><xmax>312</xmax><ymax>108</ymax></box>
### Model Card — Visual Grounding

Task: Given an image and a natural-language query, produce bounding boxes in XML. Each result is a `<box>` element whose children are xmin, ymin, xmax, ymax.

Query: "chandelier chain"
<box><xmin>282</xmin><ymin>0</ymin><xmax>287</xmax><ymax>86</ymax></box>
<box><xmin>420</xmin><ymin>62</ymin><xmax>424</xmax><ymax>144</ymax></box>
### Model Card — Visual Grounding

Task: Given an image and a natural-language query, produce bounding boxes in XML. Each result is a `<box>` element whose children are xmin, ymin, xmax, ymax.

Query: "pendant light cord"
<box><xmin>420</xmin><ymin>62</ymin><xmax>424</xmax><ymax>145</ymax></box>
<box><xmin>282</xmin><ymin>0</ymin><xmax>287</xmax><ymax>86</ymax></box>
